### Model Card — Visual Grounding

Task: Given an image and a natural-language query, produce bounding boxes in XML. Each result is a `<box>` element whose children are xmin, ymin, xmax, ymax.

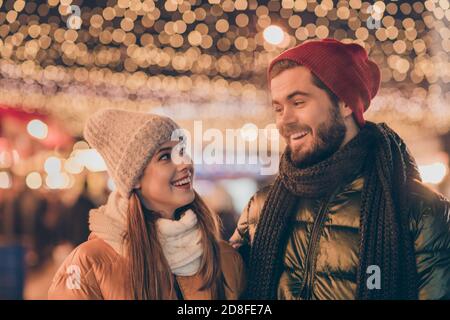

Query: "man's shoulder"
<box><xmin>229</xmin><ymin>183</ymin><xmax>273</xmax><ymax>246</ymax></box>
<box><xmin>407</xmin><ymin>179</ymin><xmax>450</xmax><ymax>243</ymax></box>
<box><xmin>245</xmin><ymin>184</ymin><xmax>273</xmax><ymax>220</ymax></box>
<box><xmin>408</xmin><ymin>178</ymin><xmax>449</xmax><ymax>211</ymax></box>
<box><xmin>253</xmin><ymin>183</ymin><xmax>272</xmax><ymax>202</ymax></box>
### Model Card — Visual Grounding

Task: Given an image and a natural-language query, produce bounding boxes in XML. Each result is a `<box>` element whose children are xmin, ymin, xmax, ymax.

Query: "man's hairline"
<box><xmin>269</xmin><ymin>60</ymin><xmax>341</xmax><ymax>108</ymax></box>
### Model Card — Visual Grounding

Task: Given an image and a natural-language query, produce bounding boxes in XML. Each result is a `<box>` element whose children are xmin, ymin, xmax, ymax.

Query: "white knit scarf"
<box><xmin>89</xmin><ymin>190</ymin><xmax>203</xmax><ymax>276</ymax></box>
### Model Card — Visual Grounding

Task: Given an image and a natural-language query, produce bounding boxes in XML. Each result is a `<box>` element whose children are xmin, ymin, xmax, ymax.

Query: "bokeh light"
<box><xmin>263</xmin><ymin>25</ymin><xmax>285</xmax><ymax>45</ymax></box>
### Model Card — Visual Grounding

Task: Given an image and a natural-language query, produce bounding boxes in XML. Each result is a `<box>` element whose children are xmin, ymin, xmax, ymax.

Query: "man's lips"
<box><xmin>289</xmin><ymin>131</ymin><xmax>309</xmax><ymax>144</ymax></box>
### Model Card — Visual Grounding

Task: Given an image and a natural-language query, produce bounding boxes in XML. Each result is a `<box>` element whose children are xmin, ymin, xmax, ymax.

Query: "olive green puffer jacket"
<box><xmin>230</xmin><ymin>174</ymin><xmax>450</xmax><ymax>300</ymax></box>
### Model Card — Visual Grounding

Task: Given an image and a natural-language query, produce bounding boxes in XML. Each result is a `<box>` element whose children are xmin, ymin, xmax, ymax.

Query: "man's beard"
<box><xmin>281</xmin><ymin>107</ymin><xmax>347</xmax><ymax>168</ymax></box>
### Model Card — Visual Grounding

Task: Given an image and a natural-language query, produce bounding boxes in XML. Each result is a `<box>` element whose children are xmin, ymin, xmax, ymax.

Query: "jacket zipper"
<box><xmin>299</xmin><ymin>192</ymin><xmax>336</xmax><ymax>300</ymax></box>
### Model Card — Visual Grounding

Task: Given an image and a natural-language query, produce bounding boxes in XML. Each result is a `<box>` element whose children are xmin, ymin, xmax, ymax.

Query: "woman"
<box><xmin>48</xmin><ymin>109</ymin><xmax>245</xmax><ymax>300</ymax></box>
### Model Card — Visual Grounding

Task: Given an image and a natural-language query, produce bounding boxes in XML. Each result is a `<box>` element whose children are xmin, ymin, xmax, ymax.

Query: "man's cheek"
<box><xmin>275</xmin><ymin>120</ymin><xmax>283</xmax><ymax>135</ymax></box>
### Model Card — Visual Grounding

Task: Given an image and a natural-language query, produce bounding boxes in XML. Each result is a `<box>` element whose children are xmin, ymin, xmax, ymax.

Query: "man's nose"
<box><xmin>278</xmin><ymin>106</ymin><xmax>297</xmax><ymax>128</ymax></box>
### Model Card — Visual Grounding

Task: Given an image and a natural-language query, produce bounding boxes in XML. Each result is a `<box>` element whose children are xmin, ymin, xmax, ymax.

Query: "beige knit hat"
<box><xmin>83</xmin><ymin>108</ymin><xmax>180</xmax><ymax>198</ymax></box>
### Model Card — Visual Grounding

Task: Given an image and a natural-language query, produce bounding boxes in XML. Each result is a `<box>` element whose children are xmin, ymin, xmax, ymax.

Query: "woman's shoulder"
<box><xmin>51</xmin><ymin>235</ymin><xmax>121</xmax><ymax>285</ymax></box>
<box><xmin>218</xmin><ymin>240</ymin><xmax>241</xmax><ymax>258</ymax></box>
<box><xmin>71</xmin><ymin>235</ymin><xmax>121</xmax><ymax>266</ymax></box>
<box><xmin>48</xmin><ymin>236</ymin><xmax>121</xmax><ymax>300</ymax></box>
<box><xmin>218</xmin><ymin>240</ymin><xmax>245</xmax><ymax>271</ymax></box>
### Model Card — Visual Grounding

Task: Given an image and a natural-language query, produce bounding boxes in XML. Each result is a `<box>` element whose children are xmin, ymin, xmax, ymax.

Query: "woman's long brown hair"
<box><xmin>124</xmin><ymin>190</ymin><xmax>225</xmax><ymax>300</ymax></box>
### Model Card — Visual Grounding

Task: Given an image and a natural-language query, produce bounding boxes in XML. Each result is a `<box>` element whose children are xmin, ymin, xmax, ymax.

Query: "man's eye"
<box><xmin>160</xmin><ymin>153</ymin><xmax>171</xmax><ymax>161</ymax></box>
<box><xmin>294</xmin><ymin>101</ymin><xmax>305</xmax><ymax>106</ymax></box>
<box><xmin>273</xmin><ymin>105</ymin><xmax>282</xmax><ymax>113</ymax></box>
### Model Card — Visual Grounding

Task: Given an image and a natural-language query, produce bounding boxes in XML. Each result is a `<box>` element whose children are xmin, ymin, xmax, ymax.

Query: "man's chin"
<box><xmin>289</xmin><ymin>145</ymin><xmax>327</xmax><ymax>168</ymax></box>
<box><xmin>289</xmin><ymin>148</ymin><xmax>309</xmax><ymax>165</ymax></box>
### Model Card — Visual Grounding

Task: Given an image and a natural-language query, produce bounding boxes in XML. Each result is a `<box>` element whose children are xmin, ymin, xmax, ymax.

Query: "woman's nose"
<box><xmin>178</xmin><ymin>161</ymin><xmax>193</xmax><ymax>177</ymax></box>
<box><xmin>177</xmin><ymin>152</ymin><xmax>193</xmax><ymax>169</ymax></box>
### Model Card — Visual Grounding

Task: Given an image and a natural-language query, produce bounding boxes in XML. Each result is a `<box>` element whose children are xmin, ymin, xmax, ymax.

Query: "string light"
<box><xmin>27</xmin><ymin>119</ymin><xmax>48</xmax><ymax>140</ymax></box>
<box><xmin>419</xmin><ymin>162</ymin><xmax>449</xmax><ymax>184</ymax></box>
<box><xmin>44</xmin><ymin>156</ymin><xmax>62</xmax><ymax>175</ymax></box>
<box><xmin>0</xmin><ymin>171</ymin><xmax>12</xmax><ymax>189</ymax></box>
<box><xmin>26</xmin><ymin>172</ymin><xmax>43</xmax><ymax>189</ymax></box>
<box><xmin>0</xmin><ymin>0</ymin><xmax>446</xmax><ymax>136</ymax></box>
<box><xmin>263</xmin><ymin>25</ymin><xmax>285</xmax><ymax>45</ymax></box>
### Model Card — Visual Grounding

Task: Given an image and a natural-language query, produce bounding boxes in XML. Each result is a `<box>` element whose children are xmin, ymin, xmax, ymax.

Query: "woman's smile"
<box><xmin>171</xmin><ymin>171</ymin><xmax>193</xmax><ymax>190</ymax></box>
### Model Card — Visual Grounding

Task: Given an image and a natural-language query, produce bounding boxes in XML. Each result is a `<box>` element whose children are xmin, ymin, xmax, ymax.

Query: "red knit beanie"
<box><xmin>268</xmin><ymin>38</ymin><xmax>381</xmax><ymax>127</ymax></box>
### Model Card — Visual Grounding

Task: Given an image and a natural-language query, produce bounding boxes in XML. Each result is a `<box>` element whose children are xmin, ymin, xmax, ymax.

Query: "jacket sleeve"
<box><xmin>229</xmin><ymin>187</ymin><xmax>268</xmax><ymax>266</ymax></box>
<box><xmin>410</xmin><ymin>186</ymin><xmax>450</xmax><ymax>300</ymax></box>
<box><xmin>48</xmin><ymin>246</ymin><xmax>103</xmax><ymax>300</ymax></box>
<box><xmin>229</xmin><ymin>196</ymin><xmax>252</xmax><ymax>249</ymax></box>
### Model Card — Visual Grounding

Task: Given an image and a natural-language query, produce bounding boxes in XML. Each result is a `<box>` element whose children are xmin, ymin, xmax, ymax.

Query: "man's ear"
<box><xmin>339</xmin><ymin>101</ymin><xmax>353</xmax><ymax>118</ymax></box>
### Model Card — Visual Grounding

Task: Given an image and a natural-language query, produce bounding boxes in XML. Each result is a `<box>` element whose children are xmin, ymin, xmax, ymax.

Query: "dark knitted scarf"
<box><xmin>246</xmin><ymin>122</ymin><xmax>420</xmax><ymax>300</ymax></box>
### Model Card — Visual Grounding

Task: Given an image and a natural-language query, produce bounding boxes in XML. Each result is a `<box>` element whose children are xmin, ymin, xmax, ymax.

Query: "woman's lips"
<box><xmin>171</xmin><ymin>174</ymin><xmax>192</xmax><ymax>190</ymax></box>
<box><xmin>173</xmin><ymin>182</ymin><xmax>191</xmax><ymax>190</ymax></box>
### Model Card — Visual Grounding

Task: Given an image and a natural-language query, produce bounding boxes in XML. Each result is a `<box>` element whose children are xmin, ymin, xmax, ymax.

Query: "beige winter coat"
<box><xmin>48</xmin><ymin>233</ymin><xmax>246</xmax><ymax>300</ymax></box>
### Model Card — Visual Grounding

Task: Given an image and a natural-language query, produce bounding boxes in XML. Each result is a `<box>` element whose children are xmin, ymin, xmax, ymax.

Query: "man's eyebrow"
<box><xmin>286</xmin><ymin>90</ymin><xmax>310</xmax><ymax>100</ymax></box>
<box><xmin>272</xmin><ymin>90</ymin><xmax>311</xmax><ymax>104</ymax></box>
<box><xmin>157</xmin><ymin>147</ymin><xmax>172</xmax><ymax>154</ymax></box>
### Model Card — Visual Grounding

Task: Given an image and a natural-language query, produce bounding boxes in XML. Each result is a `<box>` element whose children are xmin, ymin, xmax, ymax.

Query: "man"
<box><xmin>230</xmin><ymin>38</ymin><xmax>450</xmax><ymax>300</ymax></box>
